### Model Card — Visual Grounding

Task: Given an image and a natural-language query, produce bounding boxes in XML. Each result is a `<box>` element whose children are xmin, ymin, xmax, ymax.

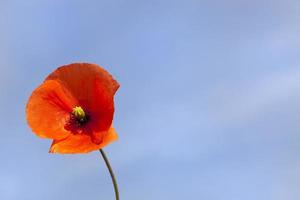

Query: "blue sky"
<box><xmin>1</xmin><ymin>0</ymin><xmax>300</xmax><ymax>199</ymax></box>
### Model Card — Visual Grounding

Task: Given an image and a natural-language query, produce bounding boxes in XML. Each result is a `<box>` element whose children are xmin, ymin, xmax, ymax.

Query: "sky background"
<box><xmin>1</xmin><ymin>0</ymin><xmax>300</xmax><ymax>199</ymax></box>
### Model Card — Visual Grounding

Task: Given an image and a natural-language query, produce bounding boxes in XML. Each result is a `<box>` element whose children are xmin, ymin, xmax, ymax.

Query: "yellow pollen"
<box><xmin>72</xmin><ymin>106</ymin><xmax>86</xmax><ymax>120</ymax></box>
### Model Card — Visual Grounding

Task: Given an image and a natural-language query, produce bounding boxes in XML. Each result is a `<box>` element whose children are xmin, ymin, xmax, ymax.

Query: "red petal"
<box><xmin>26</xmin><ymin>80</ymin><xmax>78</xmax><ymax>140</ymax></box>
<box><xmin>46</xmin><ymin>63</ymin><xmax>119</xmax><ymax>110</ymax></box>
<box><xmin>49</xmin><ymin>127</ymin><xmax>118</xmax><ymax>154</ymax></box>
<box><xmin>46</xmin><ymin>63</ymin><xmax>119</xmax><ymax>133</ymax></box>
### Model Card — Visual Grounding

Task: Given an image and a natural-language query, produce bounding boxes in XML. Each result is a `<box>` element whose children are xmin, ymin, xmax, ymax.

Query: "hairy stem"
<box><xmin>99</xmin><ymin>149</ymin><xmax>120</xmax><ymax>200</ymax></box>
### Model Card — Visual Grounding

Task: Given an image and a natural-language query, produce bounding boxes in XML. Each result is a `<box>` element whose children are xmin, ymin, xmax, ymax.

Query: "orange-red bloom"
<box><xmin>26</xmin><ymin>63</ymin><xmax>120</xmax><ymax>153</ymax></box>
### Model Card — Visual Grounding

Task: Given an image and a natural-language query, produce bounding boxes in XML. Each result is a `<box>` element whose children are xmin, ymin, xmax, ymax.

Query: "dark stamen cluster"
<box><xmin>74</xmin><ymin>114</ymin><xmax>90</xmax><ymax>125</ymax></box>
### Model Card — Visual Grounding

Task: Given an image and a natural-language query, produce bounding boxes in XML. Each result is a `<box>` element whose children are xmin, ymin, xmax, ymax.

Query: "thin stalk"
<box><xmin>99</xmin><ymin>149</ymin><xmax>120</xmax><ymax>200</ymax></box>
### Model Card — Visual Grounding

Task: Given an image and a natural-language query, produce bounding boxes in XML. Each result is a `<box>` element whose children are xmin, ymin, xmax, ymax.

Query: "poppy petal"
<box><xmin>49</xmin><ymin>127</ymin><xmax>118</xmax><ymax>154</ymax></box>
<box><xmin>88</xmin><ymin>78</ymin><xmax>115</xmax><ymax>132</ymax></box>
<box><xmin>45</xmin><ymin>63</ymin><xmax>119</xmax><ymax>110</ymax></box>
<box><xmin>26</xmin><ymin>80</ymin><xmax>78</xmax><ymax>140</ymax></box>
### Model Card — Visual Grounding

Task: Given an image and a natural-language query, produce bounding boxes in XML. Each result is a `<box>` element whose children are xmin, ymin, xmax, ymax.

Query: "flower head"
<box><xmin>26</xmin><ymin>63</ymin><xmax>120</xmax><ymax>153</ymax></box>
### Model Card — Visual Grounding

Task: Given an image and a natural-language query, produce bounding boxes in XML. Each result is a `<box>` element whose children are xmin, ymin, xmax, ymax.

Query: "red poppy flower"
<box><xmin>26</xmin><ymin>63</ymin><xmax>120</xmax><ymax>153</ymax></box>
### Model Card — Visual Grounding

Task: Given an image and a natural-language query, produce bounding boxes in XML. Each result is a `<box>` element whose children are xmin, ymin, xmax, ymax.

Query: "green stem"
<box><xmin>99</xmin><ymin>149</ymin><xmax>120</xmax><ymax>200</ymax></box>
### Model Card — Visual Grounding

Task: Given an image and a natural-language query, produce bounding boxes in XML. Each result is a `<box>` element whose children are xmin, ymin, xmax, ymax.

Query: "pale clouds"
<box><xmin>209</xmin><ymin>68</ymin><xmax>300</xmax><ymax>125</ymax></box>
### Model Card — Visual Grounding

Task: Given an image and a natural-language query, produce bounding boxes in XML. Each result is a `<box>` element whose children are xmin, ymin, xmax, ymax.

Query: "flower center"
<box><xmin>72</xmin><ymin>106</ymin><xmax>88</xmax><ymax>124</ymax></box>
